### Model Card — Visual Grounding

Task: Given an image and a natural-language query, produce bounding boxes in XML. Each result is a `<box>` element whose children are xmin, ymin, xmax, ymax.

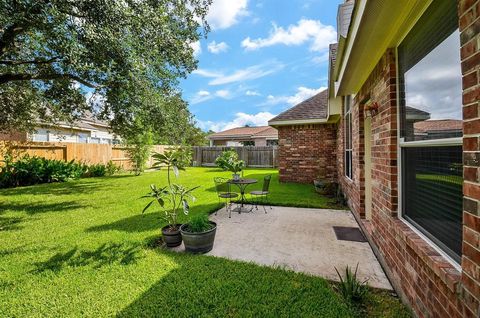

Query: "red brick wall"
<box><xmin>460</xmin><ymin>0</ymin><xmax>480</xmax><ymax>315</ymax></box>
<box><xmin>277</xmin><ymin>124</ymin><xmax>337</xmax><ymax>183</ymax></box>
<box><xmin>337</xmin><ymin>41</ymin><xmax>479</xmax><ymax>317</ymax></box>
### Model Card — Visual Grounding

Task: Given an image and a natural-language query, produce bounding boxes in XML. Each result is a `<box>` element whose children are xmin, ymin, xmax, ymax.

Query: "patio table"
<box><xmin>227</xmin><ymin>178</ymin><xmax>257</xmax><ymax>212</ymax></box>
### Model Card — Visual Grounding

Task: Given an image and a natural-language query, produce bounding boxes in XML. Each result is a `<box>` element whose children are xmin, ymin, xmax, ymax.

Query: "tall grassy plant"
<box><xmin>334</xmin><ymin>263</ymin><xmax>369</xmax><ymax>303</ymax></box>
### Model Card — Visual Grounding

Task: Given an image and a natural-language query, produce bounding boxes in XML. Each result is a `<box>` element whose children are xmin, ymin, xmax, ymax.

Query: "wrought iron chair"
<box><xmin>250</xmin><ymin>175</ymin><xmax>272</xmax><ymax>213</ymax></box>
<box><xmin>214</xmin><ymin>177</ymin><xmax>239</xmax><ymax>218</ymax></box>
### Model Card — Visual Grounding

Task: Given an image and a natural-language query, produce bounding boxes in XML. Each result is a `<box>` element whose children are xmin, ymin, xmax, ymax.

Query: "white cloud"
<box><xmin>215</xmin><ymin>89</ymin><xmax>230</xmax><ymax>98</ymax></box>
<box><xmin>207</xmin><ymin>41</ymin><xmax>229</xmax><ymax>54</ymax></box>
<box><xmin>192</xmin><ymin>69</ymin><xmax>222</xmax><ymax>78</ymax></box>
<box><xmin>246</xmin><ymin>90</ymin><xmax>261</xmax><ymax>96</ymax></box>
<box><xmin>198</xmin><ymin>112</ymin><xmax>276</xmax><ymax>132</ymax></box>
<box><xmin>241</xmin><ymin>19</ymin><xmax>336</xmax><ymax>52</ymax></box>
<box><xmin>190</xmin><ymin>89</ymin><xmax>231</xmax><ymax>105</ymax></box>
<box><xmin>198</xmin><ymin>90</ymin><xmax>210</xmax><ymax>96</ymax></box>
<box><xmin>207</xmin><ymin>0</ymin><xmax>248</xmax><ymax>30</ymax></box>
<box><xmin>190</xmin><ymin>41</ymin><xmax>202</xmax><ymax>57</ymax></box>
<box><xmin>312</xmin><ymin>52</ymin><xmax>330</xmax><ymax>64</ymax></box>
<box><xmin>193</xmin><ymin>62</ymin><xmax>284</xmax><ymax>86</ymax></box>
<box><xmin>263</xmin><ymin>86</ymin><xmax>326</xmax><ymax>106</ymax></box>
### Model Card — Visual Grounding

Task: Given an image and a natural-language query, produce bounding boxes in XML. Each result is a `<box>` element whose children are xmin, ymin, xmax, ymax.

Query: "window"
<box><xmin>267</xmin><ymin>140</ymin><xmax>278</xmax><ymax>146</ymax></box>
<box><xmin>241</xmin><ymin>141</ymin><xmax>255</xmax><ymax>146</ymax></box>
<box><xmin>344</xmin><ymin>95</ymin><xmax>353</xmax><ymax>179</ymax></box>
<box><xmin>32</xmin><ymin>129</ymin><xmax>49</xmax><ymax>142</ymax></box>
<box><xmin>398</xmin><ymin>1</ymin><xmax>462</xmax><ymax>263</ymax></box>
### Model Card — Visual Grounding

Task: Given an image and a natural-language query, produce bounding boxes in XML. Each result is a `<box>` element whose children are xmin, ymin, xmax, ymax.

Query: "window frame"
<box><xmin>344</xmin><ymin>95</ymin><xmax>353</xmax><ymax>180</ymax></box>
<box><xmin>395</xmin><ymin>22</ymin><xmax>463</xmax><ymax>269</ymax></box>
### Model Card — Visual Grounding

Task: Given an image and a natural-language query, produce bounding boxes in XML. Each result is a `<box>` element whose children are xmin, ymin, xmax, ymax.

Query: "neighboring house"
<box><xmin>207</xmin><ymin>126</ymin><xmax>278</xmax><ymax>147</ymax></box>
<box><xmin>0</xmin><ymin>116</ymin><xmax>119</xmax><ymax>144</ymax></box>
<box><xmin>414</xmin><ymin>119</ymin><xmax>463</xmax><ymax>140</ymax></box>
<box><xmin>269</xmin><ymin>1</ymin><xmax>479</xmax><ymax>317</ymax></box>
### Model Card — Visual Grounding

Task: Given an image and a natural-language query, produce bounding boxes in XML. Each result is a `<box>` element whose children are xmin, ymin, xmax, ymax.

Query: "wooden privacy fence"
<box><xmin>192</xmin><ymin>146</ymin><xmax>278</xmax><ymax>168</ymax></box>
<box><xmin>0</xmin><ymin>142</ymin><xmax>170</xmax><ymax>169</ymax></box>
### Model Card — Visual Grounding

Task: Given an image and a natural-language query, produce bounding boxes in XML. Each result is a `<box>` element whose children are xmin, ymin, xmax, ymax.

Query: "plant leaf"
<box><xmin>142</xmin><ymin>200</ymin><xmax>154</xmax><ymax>214</ymax></box>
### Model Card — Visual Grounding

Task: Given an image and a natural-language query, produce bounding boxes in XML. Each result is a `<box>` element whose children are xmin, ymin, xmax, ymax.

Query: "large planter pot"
<box><xmin>162</xmin><ymin>224</ymin><xmax>183</xmax><ymax>247</ymax></box>
<box><xmin>180</xmin><ymin>221</ymin><xmax>217</xmax><ymax>254</ymax></box>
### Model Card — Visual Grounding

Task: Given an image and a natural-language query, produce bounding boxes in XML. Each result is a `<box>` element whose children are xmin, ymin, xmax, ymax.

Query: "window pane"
<box><xmin>399</xmin><ymin>1</ymin><xmax>461</xmax><ymax>141</ymax></box>
<box><xmin>402</xmin><ymin>146</ymin><xmax>462</xmax><ymax>262</ymax></box>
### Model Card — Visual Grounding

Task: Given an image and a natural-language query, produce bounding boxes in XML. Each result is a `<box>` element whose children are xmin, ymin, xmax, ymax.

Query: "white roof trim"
<box><xmin>269</xmin><ymin>118</ymin><xmax>329</xmax><ymax>126</ymax></box>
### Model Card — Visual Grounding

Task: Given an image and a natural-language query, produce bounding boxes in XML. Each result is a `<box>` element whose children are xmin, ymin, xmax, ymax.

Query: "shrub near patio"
<box><xmin>0</xmin><ymin>167</ymin><xmax>410</xmax><ymax>317</ymax></box>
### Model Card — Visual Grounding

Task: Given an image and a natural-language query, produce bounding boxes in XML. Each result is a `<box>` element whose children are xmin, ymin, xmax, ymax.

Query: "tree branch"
<box><xmin>0</xmin><ymin>23</ymin><xmax>24</xmax><ymax>58</ymax></box>
<box><xmin>0</xmin><ymin>56</ymin><xmax>61</xmax><ymax>65</ymax></box>
<box><xmin>0</xmin><ymin>72</ymin><xmax>98</xmax><ymax>88</ymax></box>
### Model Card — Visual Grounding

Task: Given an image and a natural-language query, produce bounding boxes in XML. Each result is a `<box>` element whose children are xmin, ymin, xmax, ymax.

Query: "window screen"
<box><xmin>398</xmin><ymin>0</ymin><xmax>461</xmax><ymax>141</ymax></box>
<box><xmin>402</xmin><ymin>146</ymin><xmax>462</xmax><ymax>262</ymax></box>
<box><xmin>398</xmin><ymin>0</ymin><xmax>462</xmax><ymax>263</ymax></box>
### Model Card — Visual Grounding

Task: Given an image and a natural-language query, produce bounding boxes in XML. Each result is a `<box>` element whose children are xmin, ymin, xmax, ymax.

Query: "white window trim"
<box><xmin>395</xmin><ymin>47</ymin><xmax>462</xmax><ymax>270</ymax></box>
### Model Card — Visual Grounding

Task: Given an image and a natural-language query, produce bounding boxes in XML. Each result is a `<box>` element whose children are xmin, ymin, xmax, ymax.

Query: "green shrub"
<box><xmin>106</xmin><ymin>160</ymin><xmax>122</xmax><ymax>176</ymax></box>
<box><xmin>87</xmin><ymin>163</ymin><xmax>107</xmax><ymax>177</ymax></box>
<box><xmin>334</xmin><ymin>263</ymin><xmax>369</xmax><ymax>303</ymax></box>
<box><xmin>184</xmin><ymin>213</ymin><xmax>212</xmax><ymax>233</ymax></box>
<box><xmin>0</xmin><ymin>155</ymin><xmax>120</xmax><ymax>188</ymax></box>
<box><xmin>215</xmin><ymin>149</ymin><xmax>245</xmax><ymax>174</ymax></box>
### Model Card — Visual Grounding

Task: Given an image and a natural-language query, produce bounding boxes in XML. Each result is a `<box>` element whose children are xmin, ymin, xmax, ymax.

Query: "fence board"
<box><xmin>0</xmin><ymin>142</ymin><xmax>170</xmax><ymax>169</ymax></box>
<box><xmin>192</xmin><ymin>146</ymin><xmax>278</xmax><ymax>168</ymax></box>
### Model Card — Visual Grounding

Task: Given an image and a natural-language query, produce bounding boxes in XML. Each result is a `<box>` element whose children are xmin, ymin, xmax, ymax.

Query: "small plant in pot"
<box><xmin>142</xmin><ymin>148</ymin><xmax>197</xmax><ymax>247</ymax></box>
<box><xmin>215</xmin><ymin>149</ymin><xmax>245</xmax><ymax>181</ymax></box>
<box><xmin>180</xmin><ymin>213</ymin><xmax>217</xmax><ymax>254</ymax></box>
<box><xmin>142</xmin><ymin>183</ymin><xmax>198</xmax><ymax>247</ymax></box>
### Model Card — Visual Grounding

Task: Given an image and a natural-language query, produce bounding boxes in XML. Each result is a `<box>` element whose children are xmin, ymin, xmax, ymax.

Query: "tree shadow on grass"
<box><xmin>86</xmin><ymin>203</ymin><xmax>221</xmax><ymax>233</ymax></box>
<box><xmin>115</xmin><ymin>251</ymin><xmax>354</xmax><ymax>318</ymax></box>
<box><xmin>33</xmin><ymin>243</ymin><xmax>143</xmax><ymax>273</ymax></box>
<box><xmin>0</xmin><ymin>215</ymin><xmax>24</xmax><ymax>231</ymax></box>
<box><xmin>0</xmin><ymin>200</ymin><xmax>87</xmax><ymax>215</ymax></box>
<box><xmin>0</xmin><ymin>181</ymin><xmax>105</xmax><ymax>196</ymax></box>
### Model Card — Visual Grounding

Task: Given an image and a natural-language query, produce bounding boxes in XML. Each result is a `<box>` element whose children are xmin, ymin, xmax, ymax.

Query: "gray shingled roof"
<box><xmin>269</xmin><ymin>89</ymin><xmax>328</xmax><ymax>123</ymax></box>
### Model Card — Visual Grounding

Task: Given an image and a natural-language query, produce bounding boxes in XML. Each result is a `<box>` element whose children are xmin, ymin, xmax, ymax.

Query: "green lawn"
<box><xmin>0</xmin><ymin>167</ymin><xmax>409</xmax><ymax>317</ymax></box>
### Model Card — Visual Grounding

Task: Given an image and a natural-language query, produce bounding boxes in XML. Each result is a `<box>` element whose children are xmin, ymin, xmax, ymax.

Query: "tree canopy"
<box><xmin>0</xmin><ymin>0</ymin><xmax>211</xmax><ymax>142</ymax></box>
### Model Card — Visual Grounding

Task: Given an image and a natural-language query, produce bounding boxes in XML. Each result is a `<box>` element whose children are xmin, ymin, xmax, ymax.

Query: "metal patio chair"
<box><xmin>214</xmin><ymin>177</ymin><xmax>239</xmax><ymax>218</ymax></box>
<box><xmin>250</xmin><ymin>175</ymin><xmax>272</xmax><ymax>213</ymax></box>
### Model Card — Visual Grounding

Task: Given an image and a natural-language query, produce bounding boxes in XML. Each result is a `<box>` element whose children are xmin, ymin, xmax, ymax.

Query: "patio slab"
<box><xmin>202</xmin><ymin>206</ymin><xmax>392</xmax><ymax>290</ymax></box>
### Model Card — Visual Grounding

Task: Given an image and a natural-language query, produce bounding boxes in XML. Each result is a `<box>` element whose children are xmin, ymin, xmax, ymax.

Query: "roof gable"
<box><xmin>269</xmin><ymin>89</ymin><xmax>328</xmax><ymax>125</ymax></box>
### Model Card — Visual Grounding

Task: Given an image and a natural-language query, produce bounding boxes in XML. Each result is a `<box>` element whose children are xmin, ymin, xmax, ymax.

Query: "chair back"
<box><xmin>214</xmin><ymin>177</ymin><xmax>230</xmax><ymax>195</ymax></box>
<box><xmin>262</xmin><ymin>175</ymin><xmax>272</xmax><ymax>192</ymax></box>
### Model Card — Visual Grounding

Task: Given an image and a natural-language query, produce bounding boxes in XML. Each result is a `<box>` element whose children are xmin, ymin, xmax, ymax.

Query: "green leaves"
<box><xmin>0</xmin><ymin>0</ymin><xmax>211</xmax><ymax>136</ymax></box>
<box><xmin>215</xmin><ymin>150</ymin><xmax>245</xmax><ymax>174</ymax></box>
<box><xmin>334</xmin><ymin>263</ymin><xmax>369</xmax><ymax>303</ymax></box>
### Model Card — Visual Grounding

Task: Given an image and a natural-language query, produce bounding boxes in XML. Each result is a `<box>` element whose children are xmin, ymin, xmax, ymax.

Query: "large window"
<box><xmin>398</xmin><ymin>1</ymin><xmax>462</xmax><ymax>263</ymax></box>
<box><xmin>344</xmin><ymin>95</ymin><xmax>353</xmax><ymax>179</ymax></box>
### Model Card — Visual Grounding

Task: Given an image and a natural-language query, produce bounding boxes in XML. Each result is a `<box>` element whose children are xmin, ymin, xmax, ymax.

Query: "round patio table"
<box><xmin>227</xmin><ymin>178</ymin><xmax>257</xmax><ymax>212</ymax></box>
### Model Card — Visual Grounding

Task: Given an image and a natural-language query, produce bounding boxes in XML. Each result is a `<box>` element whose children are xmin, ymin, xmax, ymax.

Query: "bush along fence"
<box><xmin>0</xmin><ymin>142</ymin><xmax>170</xmax><ymax>170</ymax></box>
<box><xmin>192</xmin><ymin>146</ymin><xmax>278</xmax><ymax>168</ymax></box>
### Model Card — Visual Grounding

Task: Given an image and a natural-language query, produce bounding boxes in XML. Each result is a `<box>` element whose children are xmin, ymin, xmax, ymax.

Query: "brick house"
<box><xmin>270</xmin><ymin>1</ymin><xmax>480</xmax><ymax>317</ymax></box>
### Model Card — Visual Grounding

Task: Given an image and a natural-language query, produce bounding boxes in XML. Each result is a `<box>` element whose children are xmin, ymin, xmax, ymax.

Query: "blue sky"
<box><xmin>180</xmin><ymin>0</ymin><xmax>342</xmax><ymax>132</ymax></box>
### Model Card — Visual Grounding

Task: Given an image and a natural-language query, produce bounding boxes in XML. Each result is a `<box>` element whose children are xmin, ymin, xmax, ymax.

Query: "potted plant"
<box><xmin>215</xmin><ymin>149</ymin><xmax>245</xmax><ymax>180</ymax></box>
<box><xmin>313</xmin><ymin>163</ymin><xmax>337</xmax><ymax>196</ymax></box>
<box><xmin>142</xmin><ymin>148</ymin><xmax>198</xmax><ymax>247</ymax></box>
<box><xmin>180</xmin><ymin>213</ymin><xmax>217</xmax><ymax>253</ymax></box>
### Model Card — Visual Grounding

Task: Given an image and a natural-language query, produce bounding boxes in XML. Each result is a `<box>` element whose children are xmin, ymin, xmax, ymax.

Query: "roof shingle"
<box><xmin>268</xmin><ymin>89</ymin><xmax>328</xmax><ymax>124</ymax></box>
<box><xmin>208</xmin><ymin>126</ymin><xmax>278</xmax><ymax>139</ymax></box>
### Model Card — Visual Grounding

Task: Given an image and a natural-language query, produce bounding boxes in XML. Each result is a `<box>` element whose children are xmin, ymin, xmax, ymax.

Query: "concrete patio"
<box><xmin>191</xmin><ymin>206</ymin><xmax>391</xmax><ymax>290</ymax></box>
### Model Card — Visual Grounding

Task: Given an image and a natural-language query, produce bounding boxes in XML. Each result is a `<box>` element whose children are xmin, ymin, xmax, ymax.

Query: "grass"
<box><xmin>0</xmin><ymin>167</ymin><xmax>410</xmax><ymax>317</ymax></box>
